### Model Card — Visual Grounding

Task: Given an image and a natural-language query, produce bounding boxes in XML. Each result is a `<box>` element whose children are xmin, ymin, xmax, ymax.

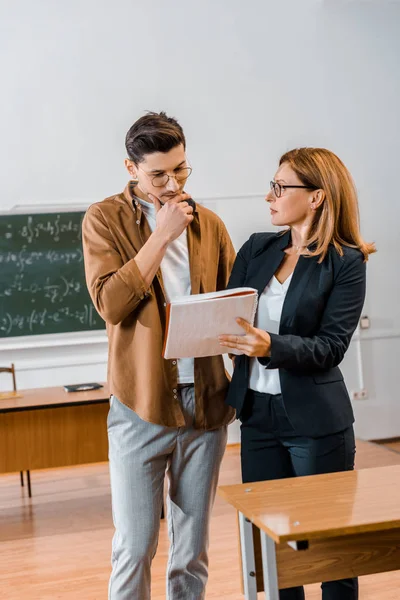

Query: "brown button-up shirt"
<box><xmin>82</xmin><ymin>184</ymin><xmax>236</xmax><ymax>429</ymax></box>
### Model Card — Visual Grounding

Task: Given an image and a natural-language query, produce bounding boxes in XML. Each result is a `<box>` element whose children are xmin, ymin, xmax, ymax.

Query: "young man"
<box><xmin>82</xmin><ymin>112</ymin><xmax>236</xmax><ymax>600</ymax></box>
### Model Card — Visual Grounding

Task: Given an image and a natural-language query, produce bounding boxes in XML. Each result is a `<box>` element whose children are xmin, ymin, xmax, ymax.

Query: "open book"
<box><xmin>162</xmin><ymin>287</ymin><xmax>258</xmax><ymax>359</ymax></box>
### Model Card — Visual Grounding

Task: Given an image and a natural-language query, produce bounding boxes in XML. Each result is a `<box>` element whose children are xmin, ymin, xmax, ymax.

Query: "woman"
<box><xmin>219</xmin><ymin>147</ymin><xmax>375</xmax><ymax>600</ymax></box>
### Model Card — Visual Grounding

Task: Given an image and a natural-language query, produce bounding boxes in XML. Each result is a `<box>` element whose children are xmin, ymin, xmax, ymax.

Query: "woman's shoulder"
<box><xmin>241</xmin><ymin>230</ymin><xmax>286</xmax><ymax>257</ymax></box>
<box><xmin>326</xmin><ymin>245</ymin><xmax>366</xmax><ymax>283</ymax></box>
<box><xmin>329</xmin><ymin>244</ymin><xmax>364</xmax><ymax>266</ymax></box>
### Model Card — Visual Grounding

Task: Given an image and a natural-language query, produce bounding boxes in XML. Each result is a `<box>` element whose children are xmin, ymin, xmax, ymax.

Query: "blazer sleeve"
<box><xmin>226</xmin><ymin>234</ymin><xmax>256</xmax><ymax>289</ymax></box>
<box><xmin>259</xmin><ymin>252</ymin><xmax>366</xmax><ymax>371</ymax></box>
<box><xmin>82</xmin><ymin>204</ymin><xmax>149</xmax><ymax>325</ymax></box>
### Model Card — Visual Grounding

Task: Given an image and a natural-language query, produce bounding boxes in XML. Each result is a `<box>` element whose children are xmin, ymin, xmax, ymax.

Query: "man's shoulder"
<box><xmin>85</xmin><ymin>193</ymin><xmax>129</xmax><ymax>221</ymax></box>
<box><xmin>196</xmin><ymin>203</ymin><xmax>231</xmax><ymax>238</ymax></box>
<box><xmin>197</xmin><ymin>202</ymin><xmax>223</xmax><ymax>224</ymax></box>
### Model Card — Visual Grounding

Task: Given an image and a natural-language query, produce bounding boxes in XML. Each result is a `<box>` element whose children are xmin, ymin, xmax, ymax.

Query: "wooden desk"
<box><xmin>219</xmin><ymin>465</ymin><xmax>400</xmax><ymax>599</ymax></box>
<box><xmin>0</xmin><ymin>384</ymin><xmax>110</xmax><ymax>473</ymax></box>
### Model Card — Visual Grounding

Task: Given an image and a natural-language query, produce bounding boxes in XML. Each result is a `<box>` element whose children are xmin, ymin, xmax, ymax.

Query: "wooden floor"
<box><xmin>1</xmin><ymin>440</ymin><xmax>400</xmax><ymax>600</ymax></box>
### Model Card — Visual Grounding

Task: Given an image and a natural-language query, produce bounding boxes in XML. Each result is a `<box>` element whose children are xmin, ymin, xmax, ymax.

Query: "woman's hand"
<box><xmin>219</xmin><ymin>318</ymin><xmax>271</xmax><ymax>357</ymax></box>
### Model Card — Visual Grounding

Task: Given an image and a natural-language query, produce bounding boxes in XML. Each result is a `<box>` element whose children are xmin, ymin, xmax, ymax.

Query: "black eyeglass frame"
<box><xmin>270</xmin><ymin>180</ymin><xmax>318</xmax><ymax>198</ymax></box>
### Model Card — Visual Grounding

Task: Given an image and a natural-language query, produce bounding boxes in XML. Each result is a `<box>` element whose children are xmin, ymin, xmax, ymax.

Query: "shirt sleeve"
<box><xmin>82</xmin><ymin>204</ymin><xmax>149</xmax><ymax>325</ymax></box>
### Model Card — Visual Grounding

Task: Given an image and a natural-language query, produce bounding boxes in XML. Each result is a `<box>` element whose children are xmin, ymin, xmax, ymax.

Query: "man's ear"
<box><xmin>124</xmin><ymin>158</ymin><xmax>137</xmax><ymax>179</ymax></box>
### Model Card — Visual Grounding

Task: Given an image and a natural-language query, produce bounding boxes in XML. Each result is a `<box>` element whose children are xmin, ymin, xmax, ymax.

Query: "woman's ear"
<box><xmin>311</xmin><ymin>189</ymin><xmax>325</xmax><ymax>210</ymax></box>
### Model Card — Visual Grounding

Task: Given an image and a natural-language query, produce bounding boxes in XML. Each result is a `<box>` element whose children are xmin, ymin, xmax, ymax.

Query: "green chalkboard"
<box><xmin>0</xmin><ymin>211</ymin><xmax>105</xmax><ymax>337</ymax></box>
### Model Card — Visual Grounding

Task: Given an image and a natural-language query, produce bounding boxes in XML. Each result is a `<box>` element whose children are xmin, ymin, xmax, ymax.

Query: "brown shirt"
<box><xmin>82</xmin><ymin>184</ymin><xmax>236</xmax><ymax>429</ymax></box>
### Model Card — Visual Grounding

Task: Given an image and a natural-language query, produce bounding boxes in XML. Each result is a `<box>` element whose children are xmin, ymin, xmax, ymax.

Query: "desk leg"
<box><xmin>260</xmin><ymin>531</ymin><xmax>279</xmax><ymax>600</ymax></box>
<box><xmin>27</xmin><ymin>470</ymin><xmax>32</xmax><ymax>498</ymax></box>
<box><xmin>238</xmin><ymin>512</ymin><xmax>258</xmax><ymax>599</ymax></box>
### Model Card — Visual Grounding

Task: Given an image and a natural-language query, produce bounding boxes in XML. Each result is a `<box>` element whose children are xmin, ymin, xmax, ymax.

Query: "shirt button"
<box><xmin>164</xmin><ymin>302</ymin><xmax>167</xmax><ymax>307</ymax></box>
<box><xmin>136</xmin><ymin>219</ymin><xmax>140</xmax><ymax>224</ymax></box>
<box><xmin>174</xmin><ymin>395</ymin><xmax>178</xmax><ymax>400</ymax></box>
<box><xmin>172</xmin><ymin>360</ymin><xmax>177</xmax><ymax>365</ymax></box>
<box><xmin>173</xmin><ymin>388</ymin><xmax>177</xmax><ymax>393</ymax></box>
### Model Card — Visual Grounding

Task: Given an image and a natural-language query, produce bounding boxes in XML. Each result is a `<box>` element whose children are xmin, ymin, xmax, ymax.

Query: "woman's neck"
<box><xmin>290</xmin><ymin>226</ymin><xmax>309</xmax><ymax>251</ymax></box>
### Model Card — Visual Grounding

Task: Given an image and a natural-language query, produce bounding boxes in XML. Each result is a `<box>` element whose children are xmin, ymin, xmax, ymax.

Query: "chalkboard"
<box><xmin>0</xmin><ymin>211</ymin><xmax>105</xmax><ymax>338</ymax></box>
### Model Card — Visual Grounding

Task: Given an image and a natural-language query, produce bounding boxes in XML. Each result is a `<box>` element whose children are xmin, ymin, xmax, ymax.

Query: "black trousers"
<box><xmin>240</xmin><ymin>390</ymin><xmax>358</xmax><ymax>600</ymax></box>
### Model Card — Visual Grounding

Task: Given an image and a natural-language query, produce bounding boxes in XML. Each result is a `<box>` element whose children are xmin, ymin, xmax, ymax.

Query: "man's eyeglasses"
<box><xmin>270</xmin><ymin>180</ymin><xmax>317</xmax><ymax>198</ymax></box>
<box><xmin>139</xmin><ymin>166</ymin><xmax>192</xmax><ymax>188</ymax></box>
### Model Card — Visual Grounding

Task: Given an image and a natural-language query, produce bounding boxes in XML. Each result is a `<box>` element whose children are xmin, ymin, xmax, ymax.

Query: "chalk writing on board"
<box><xmin>4</xmin><ymin>215</ymin><xmax>82</xmax><ymax>244</ymax></box>
<box><xmin>0</xmin><ymin>248</ymin><xmax>83</xmax><ymax>272</ymax></box>
<box><xmin>0</xmin><ymin>305</ymin><xmax>98</xmax><ymax>336</ymax></box>
<box><xmin>0</xmin><ymin>274</ymin><xmax>82</xmax><ymax>303</ymax></box>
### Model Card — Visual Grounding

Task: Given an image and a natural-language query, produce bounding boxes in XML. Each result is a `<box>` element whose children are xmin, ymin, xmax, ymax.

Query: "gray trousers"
<box><xmin>107</xmin><ymin>387</ymin><xmax>227</xmax><ymax>600</ymax></box>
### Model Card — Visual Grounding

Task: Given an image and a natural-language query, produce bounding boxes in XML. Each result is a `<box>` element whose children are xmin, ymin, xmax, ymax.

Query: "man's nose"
<box><xmin>166</xmin><ymin>175</ymin><xmax>180</xmax><ymax>192</ymax></box>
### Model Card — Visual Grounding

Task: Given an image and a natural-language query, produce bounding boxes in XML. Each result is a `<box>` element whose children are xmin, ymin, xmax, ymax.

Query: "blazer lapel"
<box><xmin>280</xmin><ymin>253</ymin><xmax>319</xmax><ymax>332</ymax></box>
<box><xmin>243</xmin><ymin>228</ymin><xmax>320</xmax><ymax>333</ymax></box>
<box><xmin>246</xmin><ymin>230</ymin><xmax>290</xmax><ymax>295</ymax></box>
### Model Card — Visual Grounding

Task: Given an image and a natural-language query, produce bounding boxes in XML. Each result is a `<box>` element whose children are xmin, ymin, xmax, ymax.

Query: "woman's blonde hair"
<box><xmin>279</xmin><ymin>147</ymin><xmax>376</xmax><ymax>261</ymax></box>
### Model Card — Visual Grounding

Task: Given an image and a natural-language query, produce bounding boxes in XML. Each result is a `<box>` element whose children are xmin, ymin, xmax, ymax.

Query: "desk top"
<box><xmin>0</xmin><ymin>383</ymin><xmax>110</xmax><ymax>412</ymax></box>
<box><xmin>218</xmin><ymin>464</ymin><xmax>400</xmax><ymax>543</ymax></box>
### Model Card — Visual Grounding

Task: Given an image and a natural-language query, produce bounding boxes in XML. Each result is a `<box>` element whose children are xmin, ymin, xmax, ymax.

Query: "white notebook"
<box><xmin>162</xmin><ymin>287</ymin><xmax>258</xmax><ymax>359</ymax></box>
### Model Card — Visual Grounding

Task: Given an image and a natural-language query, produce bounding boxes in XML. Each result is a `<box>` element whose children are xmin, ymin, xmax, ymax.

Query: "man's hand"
<box><xmin>219</xmin><ymin>318</ymin><xmax>271</xmax><ymax>358</ymax></box>
<box><xmin>149</xmin><ymin>192</ymin><xmax>194</xmax><ymax>244</ymax></box>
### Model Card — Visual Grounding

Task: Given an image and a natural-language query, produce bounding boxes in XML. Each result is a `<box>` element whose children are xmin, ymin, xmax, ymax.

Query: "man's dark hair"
<box><xmin>125</xmin><ymin>111</ymin><xmax>186</xmax><ymax>164</ymax></box>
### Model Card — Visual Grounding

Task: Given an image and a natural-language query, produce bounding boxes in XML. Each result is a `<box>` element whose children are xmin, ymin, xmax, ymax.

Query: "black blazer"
<box><xmin>226</xmin><ymin>229</ymin><xmax>366</xmax><ymax>437</ymax></box>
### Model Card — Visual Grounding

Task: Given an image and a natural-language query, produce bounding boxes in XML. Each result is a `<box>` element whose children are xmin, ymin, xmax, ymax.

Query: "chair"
<box><xmin>0</xmin><ymin>364</ymin><xmax>32</xmax><ymax>497</ymax></box>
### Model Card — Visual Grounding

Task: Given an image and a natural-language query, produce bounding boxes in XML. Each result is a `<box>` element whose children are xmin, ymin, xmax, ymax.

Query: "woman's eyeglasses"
<box><xmin>270</xmin><ymin>180</ymin><xmax>317</xmax><ymax>198</ymax></box>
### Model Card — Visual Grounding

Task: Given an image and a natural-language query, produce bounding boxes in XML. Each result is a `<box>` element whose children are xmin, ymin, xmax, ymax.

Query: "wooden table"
<box><xmin>219</xmin><ymin>465</ymin><xmax>400</xmax><ymax>599</ymax></box>
<box><xmin>0</xmin><ymin>384</ymin><xmax>110</xmax><ymax>477</ymax></box>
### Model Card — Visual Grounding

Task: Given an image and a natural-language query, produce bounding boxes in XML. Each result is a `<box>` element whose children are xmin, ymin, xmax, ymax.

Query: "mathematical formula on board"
<box><xmin>0</xmin><ymin>248</ymin><xmax>83</xmax><ymax>272</ymax></box>
<box><xmin>0</xmin><ymin>305</ymin><xmax>98</xmax><ymax>336</ymax></box>
<box><xmin>3</xmin><ymin>214</ymin><xmax>82</xmax><ymax>244</ymax></box>
<box><xmin>0</xmin><ymin>212</ymin><xmax>105</xmax><ymax>337</ymax></box>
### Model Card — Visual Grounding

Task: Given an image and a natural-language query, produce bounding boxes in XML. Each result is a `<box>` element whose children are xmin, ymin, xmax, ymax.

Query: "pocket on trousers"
<box><xmin>107</xmin><ymin>394</ymin><xmax>118</xmax><ymax>430</ymax></box>
<box><xmin>275</xmin><ymin>394</ymin><xmax>295</xmax><ymax>433</ymax></box>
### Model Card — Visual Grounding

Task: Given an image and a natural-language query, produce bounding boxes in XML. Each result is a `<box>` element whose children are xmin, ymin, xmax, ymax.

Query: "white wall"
<box><xmin>1</xmin><ymin>0</ymin><xmax>400</xmax><ymax>441</ymax></box>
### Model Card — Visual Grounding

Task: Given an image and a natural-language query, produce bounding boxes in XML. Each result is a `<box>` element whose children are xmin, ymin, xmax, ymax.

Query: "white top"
<box><xmin>249</xmin><ymin>273</ymin><xmax>293</xmax><ymax>394</ymax></box>
<box><xmin>136</xmin><ymin>196</ymin><xmax>194</xmax><ymax>384</ymax></box>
